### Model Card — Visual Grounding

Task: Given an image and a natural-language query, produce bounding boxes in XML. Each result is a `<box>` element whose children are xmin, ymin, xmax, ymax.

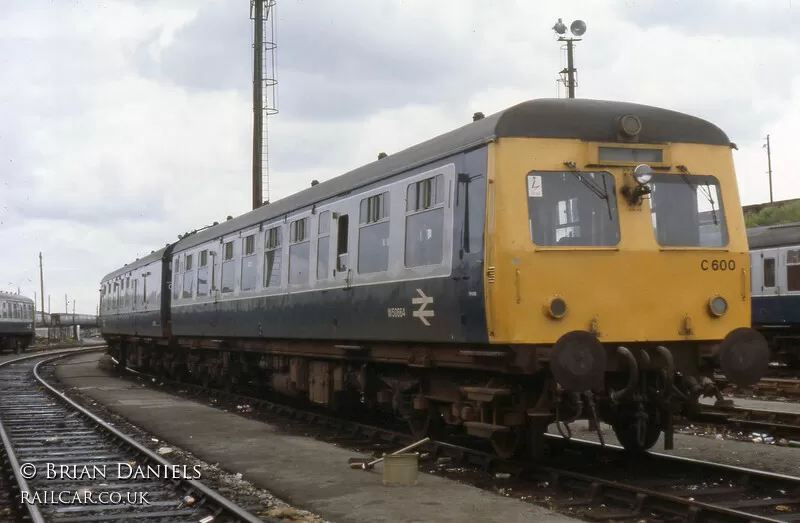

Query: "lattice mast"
<box><xmin>251</xmin><ymin>0</ymin><xmax>278</xmax><ymax>210</ymax></box>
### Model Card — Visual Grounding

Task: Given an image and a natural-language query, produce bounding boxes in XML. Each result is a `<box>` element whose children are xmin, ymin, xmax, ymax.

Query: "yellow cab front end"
<box><xmin>485</xmin><ymin>135</ymin><xmax>769</xmax><ymax>394</ymax></box>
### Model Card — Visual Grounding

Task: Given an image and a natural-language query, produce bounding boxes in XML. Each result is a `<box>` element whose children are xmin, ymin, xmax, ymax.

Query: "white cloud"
<box><xmin>0</xmin><ymin>0</ymin><xmax>798</xmax><ymax>313</ymax></box>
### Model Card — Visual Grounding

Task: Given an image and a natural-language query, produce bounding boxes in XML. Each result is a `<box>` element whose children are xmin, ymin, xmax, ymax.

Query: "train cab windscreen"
<box><xmin>526</xmin><ymin>171</ymin><xmax>620</xmax><ymax>247</ymax></box>
<box><xmin>648</xmin><ymin>174</ymin><xmax>728</xmax><ymax>247</ymax></box>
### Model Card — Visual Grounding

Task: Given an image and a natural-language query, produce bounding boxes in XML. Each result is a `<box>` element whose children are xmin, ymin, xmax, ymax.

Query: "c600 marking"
<box><xmin>701</xmin><ymin>259</ymin><xmax>736</xmax><ymax>271</ymax></box>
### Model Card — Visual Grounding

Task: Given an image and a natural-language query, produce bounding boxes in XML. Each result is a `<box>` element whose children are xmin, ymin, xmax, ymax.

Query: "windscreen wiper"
<box><xmin>563</xmin><ymin>162</ymin><xmax>613</xmax><ymax>220</ymax></box>
<box><xmin>676</xmin><ymin>165</ymin><xmax>718</xmax><ymax>226</ymax></box>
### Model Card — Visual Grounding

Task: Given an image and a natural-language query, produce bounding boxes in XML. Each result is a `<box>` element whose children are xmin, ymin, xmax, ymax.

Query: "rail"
<box><xmin>0</xmin><ymin>348</ymin><xmax>268</xmax><ymax>523</ymax></box>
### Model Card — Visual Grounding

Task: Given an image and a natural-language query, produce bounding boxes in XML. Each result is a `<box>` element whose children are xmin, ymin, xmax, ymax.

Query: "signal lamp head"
<box><xmin>709</xmin><ymin>296</ymin><xmax>728</xmax><ymax>317</ymax></box>
<box><xmin>570</xmin><ymin>20</ymin><xmax>587</xmax><ymax>37</ymax></box>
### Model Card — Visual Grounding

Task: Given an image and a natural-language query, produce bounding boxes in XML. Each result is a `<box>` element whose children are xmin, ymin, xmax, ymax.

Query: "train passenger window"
<box><xmin>197</xmin><ymin>250</ymin><xmax>209</xmax><ymax>297</ymax></box>
<box><xmin>265</xmin><ymin>226</ymin><xmax>282</xmax><ymax>288</ymax></box>
<box><xmin>763</xmin><ymin>258</ymin><xmax>776</xmax><ymax>288</ymax></box>
<box><xmin>336</xmin><ymin>215</ymin><xmax>349</xmax><ymax>271</ymax></box>
<box><xmin>241</xmin><ymin>235</ymin><xmax>257</xmax><ymax>291</ymax></box>
<box><xmin>787</xmin><ymin>250</ymin><xmax>800</xmax><ymax>291</ymax></box>
<box><xmin>405</xmin><ymin>176</ymin><xmax>445</xmax><ymax>267</ymax></box>
<box><xmin>183</xmin><ymin>254</ymin><xmax>195</xmax><ymax>299</ymax></box>
<box><xmin>317</xmin><ymin>211</ymin><xmax>331</xmax><ymax>280</ymax></box>
<box><xmin>289</xmin><ymin>218</ymin><xmax>310</xmax><ymax>285</ymax></box>
<box><xmin>526</xmin><ymin>171</ymin><xmax>620</xmax><ymax>247</ymax></box>
<box><xmin>221</xmin><ymin>241</ymin><xmax>236</xmax><ymax>293</ymax></box>
<box><xmin>291</xmin><ymin>218</ymin><xmax>308</xmax><ymax>242</ymax></box>
<box><xmin>359</xmin><ymin>193</ymin><xmax>390</xmax><ymax>273</ymax></box>
<box><xmin>172</xmin><ymin>257</ymin><xmax>181</xmax><ymax>300</ymax></box>
<box><xmin>648</xmin><ymin>174</ymin><xmax>727</xmax><ymax>247</ymax></box>
<box><xmin>133</xmin><ymin>280</ymin><xmax>138</xmax><ymax>307</ymax></box>
<box><xmin>2</xmin><ymin>302</ymin><xmax>5</xmax><ymax>318</ymax></box>
<box><xmin>407</xmin><ymin>175</ymin><xmax>445</xmax><ymax>212</ymax></box>
<box><xmin>318</xmin><ymin>211</ymin><xmax>331</xmax><ymax>235</ymax></box>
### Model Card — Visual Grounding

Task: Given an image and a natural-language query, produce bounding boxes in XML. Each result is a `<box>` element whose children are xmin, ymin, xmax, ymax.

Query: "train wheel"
<box><xmin>491</xmin><ymin>426</ymin><xmax>526</xmax><ymax>460</ymax></box>
<box><xmin>529</xmin><ymin>420</ymin><xmax>549</xmax><ymax>460</ymax></box>
<box><xmin>407</xmin><ymin>415</ymin><xmax>430</xmax><ymax>440</ymax></box>
<box><xmin>612</xmin><ymin>414</ymin><xmax>661</xmax><ymax>453</ymax></box>
<box><xmin>407</xmin><ymin>405</ymin><xmax>442</xmax><ymax>440</ymax></box>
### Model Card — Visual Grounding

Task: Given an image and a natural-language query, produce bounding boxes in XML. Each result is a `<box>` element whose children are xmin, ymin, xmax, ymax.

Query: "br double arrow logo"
<box><xmin>412</xmin><ymin>288</ymin><xmax>434</xmax><ymax>326</ymax></box>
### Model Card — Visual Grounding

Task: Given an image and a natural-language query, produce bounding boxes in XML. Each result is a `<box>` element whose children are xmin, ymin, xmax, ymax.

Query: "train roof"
<box><xmin>101</xmin><ymin>247</ymin><xmax>167</xmax><ymax>282</ymax></box>
<box><xmin>747</xmin><ymin>222</ymin><xmax>800</xmax><ymax>249</ymax></box>
<box><xmin>0</xmin><ymin>292</ymin><xmax>34</xmax><ymax>304</ymax></box>
<box><xmin>161</xmin><ymin>98</ymin><xmax>730</xmax><ymax>255</ymax></box>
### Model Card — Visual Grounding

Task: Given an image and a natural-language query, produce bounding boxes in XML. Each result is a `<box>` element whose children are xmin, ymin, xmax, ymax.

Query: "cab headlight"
<box><xmin>709</xmin><ymin>296</ymin><xmax>728</xmax><ymax>317</ymax></box>
<box><xmin>633</xmin><ymin>164</ymin><xmax>653</xmax><ymax>185</ymax></box>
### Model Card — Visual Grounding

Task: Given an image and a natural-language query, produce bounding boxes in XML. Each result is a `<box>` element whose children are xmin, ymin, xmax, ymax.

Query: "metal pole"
<box><xmin>39</xmin><ymin>252</ymin><xmax>45</xmax><ymax>314</ymax></box>
<box><xmin>766</xmin><ymin>134</ymin><xmax>773</xmax><ymax>203</ymax></box>
<box><xmin>252</xmin><ymin>0</ymin><xmax>264</xmax><ymax>211</ymax></box>
<box><xmin>566</xmin><ymin>39</ymin><xmax>575</xmax><ymax>99</ymax></box>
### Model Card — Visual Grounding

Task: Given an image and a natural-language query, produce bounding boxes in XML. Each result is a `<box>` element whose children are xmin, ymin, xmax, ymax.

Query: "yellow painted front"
<box><xmin>484</xmin><ymin>138</ymin><xmax>750</xmax><ymax>344</ymax></box>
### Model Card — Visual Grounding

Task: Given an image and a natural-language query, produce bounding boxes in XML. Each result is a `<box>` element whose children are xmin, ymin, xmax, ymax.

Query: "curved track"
<box><xmin>0</xmin><ymin>348</ymin><xmax>268</xmax><ymax>523</ymax></box>
<box><xmin>100</xmin><ymin>354</ymin><xmax>800</xmax><ymax>523</ymax></box>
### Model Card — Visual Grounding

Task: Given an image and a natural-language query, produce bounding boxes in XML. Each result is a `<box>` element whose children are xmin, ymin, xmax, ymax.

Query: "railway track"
<box><xmin>0</xmin><ymin>348</ymin><xmax>269</xmax><ymax>523</ymax></box>
<box><xmin>91</xmin><ymin>353</ymin><xmax>800</xmax><ymax>523</ymax></box>
<box><xmin>693</xmin><ymin>403</ymin><xmax>800</xmax><ymax>443</ymax></box>
<box><xmin>716</xmin><ymin>376</ymin><xmax>800</xmax><ymax>397</ymax></box>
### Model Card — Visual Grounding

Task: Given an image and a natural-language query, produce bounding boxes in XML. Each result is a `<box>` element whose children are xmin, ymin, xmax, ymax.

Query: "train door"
<box><xmin>332</xmin><ymin>210</ymin><xmax>352</xmax><ymax>288</ymax></box>
<box><xmin>132</xmin><ymin>279</ymin><xmax>138</xmax><ymax>334</ymax></box>
<box><xmin>759</xmin><ymin>250</ymin><xmax>779</xmax><ymax>296</ymax></box>
<box><xmin>208</xmin><ymin>244</ymin><xmax>220</xmax><ymax>303</ymax></box>
<box><xmin>785</xmin><ymin>247</ymin><xmax>800</xmax><ymax>295</ymax></box>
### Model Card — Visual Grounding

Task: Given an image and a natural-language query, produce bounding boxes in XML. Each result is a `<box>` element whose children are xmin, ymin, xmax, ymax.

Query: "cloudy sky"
<box><xmin>1</xmin><ymin>0</ymin><xmax>798</xmax><ymax>314</ymax></box>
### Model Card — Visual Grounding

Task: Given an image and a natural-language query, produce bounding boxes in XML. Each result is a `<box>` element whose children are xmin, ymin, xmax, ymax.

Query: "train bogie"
<box><xmin>100</xmin><ymin>98</ymin><xmax>769</xmax><ymax>457</ymax></box>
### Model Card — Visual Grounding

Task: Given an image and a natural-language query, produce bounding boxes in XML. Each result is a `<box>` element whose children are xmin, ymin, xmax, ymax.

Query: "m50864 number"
<box><xmin>701</xmin><ymin>259</ymin><xmax>736</xmax><ymax>271</ymax></box>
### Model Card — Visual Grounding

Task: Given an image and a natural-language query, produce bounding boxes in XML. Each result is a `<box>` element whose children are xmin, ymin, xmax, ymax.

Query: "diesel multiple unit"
<box><xmin>100</xmin><ymin>98</ymin><xmax>769</xmax><ymax>458</ymax></box>
<box><xmin>0</xmin><ymin>292</ymin><xmax>35</xmax><ymax>353</ymax></box>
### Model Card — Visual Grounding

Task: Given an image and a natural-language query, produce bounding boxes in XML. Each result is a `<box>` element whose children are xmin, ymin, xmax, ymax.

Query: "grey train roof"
<box><xmin>747</xmin><ymin>223</ymin><xmax>800</xmax><ymax>249</ymax></box>
<box><xmin>102</xmin><ymin>247</ymin><xmax>167</xmax><ymax>281</ymax></box>
<box><xmin>103</xmin><ymin>98</ymin><xmax>732</xmax><ymax>277</ymax></box>
<box><xmin>0</xmin><ymin>292</ymin><xmax>34</xmax><ymax>304</ymax></box>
